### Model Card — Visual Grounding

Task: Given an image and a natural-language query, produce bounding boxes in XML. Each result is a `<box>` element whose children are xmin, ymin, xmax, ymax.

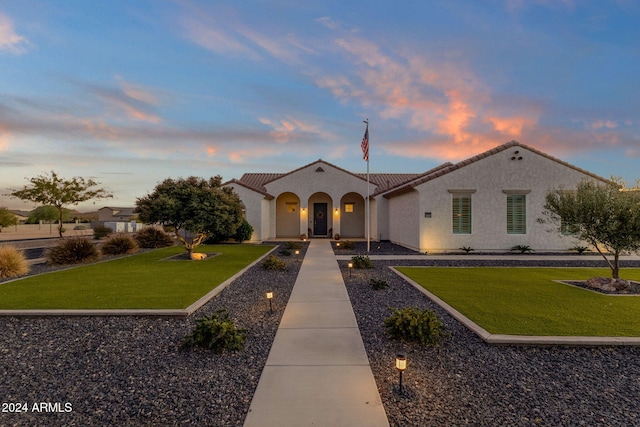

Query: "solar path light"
<box><xmin>266</xmin><ymin>291</ymin><xmax>274</xmax><ymax>314</ymax></box>
<box><xmin>395</xmin><ymin>352</ymin><xmax>407</xmax><ymax>395</ymax></box>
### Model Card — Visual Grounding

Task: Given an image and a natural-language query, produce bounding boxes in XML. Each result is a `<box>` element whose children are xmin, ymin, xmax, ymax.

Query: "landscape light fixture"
<box><xmin>295</xmin><ymin>249</ymin><xmax>300</xmax><ymax>262</ymax></box>
<box><xmin>395</xmin><ymin>352</ymin><xmax>407</xmax><ymax>395</ymax></box>
<box><xmin>266</xmin><ymin>291</ymin><xmax>274</xmax><ymax>314</ymax></box>
<box><xmin>348</xmin><ymin>262</ymin><xmax>353</xmax><ymax>278</ymax></box>
<box><xmin>336</xmin><ymin>242</ymin><xmax>340</xmax><ymax>248</ymax></box>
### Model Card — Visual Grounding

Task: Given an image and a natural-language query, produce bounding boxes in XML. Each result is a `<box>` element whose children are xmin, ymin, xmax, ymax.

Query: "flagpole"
<box><xmin>363</xmin><ymin>119</ymin><xmax>370</xmax><ymax>253</ymax></box>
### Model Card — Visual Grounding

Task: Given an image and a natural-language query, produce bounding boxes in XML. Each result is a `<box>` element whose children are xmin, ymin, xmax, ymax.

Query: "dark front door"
<box><xmin>313</xmin><ymin>203</ymin><xmax>328</xmax><ymax>236</ymax></box>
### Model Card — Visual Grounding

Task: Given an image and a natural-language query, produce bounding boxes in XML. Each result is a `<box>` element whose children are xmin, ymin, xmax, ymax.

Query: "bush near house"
<box><xmin>101</xmin><ymin>234</ymin><xmax>139</xmax><ymax>255</ymax></box>
<box><xmin>93</xmin><ymin>226</ymin><xmax>113</xmax><ymax>240</ymax></box>
<box><xmin>47</xmin><ymin>238</ymin><xmax>99</xmax><ymax>265</ymax></box>
<box><xmin>511</xmin><ymin>245</ymin><xmax>534</xmax><ymax>254</ymax></box>
<box><xmin>180</xmin><ymin>309</ymin><xmax>247</xmax><ymax>353</ymax></box>
<box><xmin>339</xmin><ymin>240</ymin><xmax>356</xmax><ymax>250</ymax></box>
<box><xmin>262</xmin><ymin>255</ymin><xmax>287</xmax><ymax>271</ymax></box>
<box><xmin>384</xmin><ymin>307</ymin><xmax>448</xmax><ymax>345</ymax></box>
<box><xmin>370</xmin><ymin>278</ymin><xmax>389</xmax><ymax>290</ymax></box>
<box><xmin>0</xmin><ymin>246</ymin><xmax>29</xmax><ymax>279</ymax></box>
<box><xmin>233</xmin><ymin>219</ymin><xmax>254</xmax><ymax>243</ymax></box>
<box><xmin>351</xmin><ymin>255</ymin><xmax>373</xmax><ymax>269</ymax></box>
<box><xmin>135</xmin><ymin>227</ymin><xmax>174</xmax><ymax>248</ymax></box>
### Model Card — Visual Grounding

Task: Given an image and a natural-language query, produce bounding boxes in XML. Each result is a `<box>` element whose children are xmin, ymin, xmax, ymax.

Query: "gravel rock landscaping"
<box><xmin>3</xmin><ymin>240</ymin><xmax>640</xmax><ymax>426</ymax></box>
<box><xmin>0</xmin><ymin>243</ymin><xmax>305</xmax><ymax>426</ymax></box>
<box><xmin>342</xmin><ymin>257</ymin><xmax>640</xmax><ymax>427</ymax></box>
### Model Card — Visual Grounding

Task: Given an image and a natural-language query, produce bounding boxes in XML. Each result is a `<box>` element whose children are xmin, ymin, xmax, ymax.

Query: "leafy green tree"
<box><xmin>9</xmin><ymin>171</ymin><xmax>112</xmax><ymax>237</ymax></box>
<box><xmin>135</xmin><ymin>176</ymin><xmax>244</xmax><ymax>253</ymax></box>
<box><xmin>0</xmin><ymin>207</ymin><xmax>19</xmax><ymax>232</ymax></box>
<box><xmin>544</xmin><ymin>179</ymin><xmax>640</xmax><ymax>279</ymax></box>
<box><xmin>26</xmin><ymin>205</ymin><xmax>72</xmax><ymax>224</ymax></box>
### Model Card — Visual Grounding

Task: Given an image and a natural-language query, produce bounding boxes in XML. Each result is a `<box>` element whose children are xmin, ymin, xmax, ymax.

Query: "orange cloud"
<box><xmin>0</xmin><ymin>13</ymin><xmax>28</xmax><ymax>54</ymax></box>
<box><xmin>488</xmin><ymin>115</ymin><xmax>536</xmax><ymax>137</ymax></box>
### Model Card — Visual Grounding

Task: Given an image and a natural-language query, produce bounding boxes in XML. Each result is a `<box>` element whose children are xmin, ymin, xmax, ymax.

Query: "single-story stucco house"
<box><xmin>225</xmin><ymin>141</ymin><xmax>608</xmax><ymax>253</ymax></box>
<box><xmin>98</xmin><ymin>207</ymin><xmax>137</xmax><ymax>222</ymax></box>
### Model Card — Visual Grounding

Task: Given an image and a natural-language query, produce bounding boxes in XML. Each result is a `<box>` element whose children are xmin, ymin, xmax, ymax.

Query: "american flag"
<box><xmin>361</xmin><ymin>123</ymin><xmax>369</xmax><ymax>162</ymax></box>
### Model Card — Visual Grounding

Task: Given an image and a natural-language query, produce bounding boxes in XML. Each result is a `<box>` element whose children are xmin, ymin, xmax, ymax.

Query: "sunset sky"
<box><xmin>1</xmin><ymin>0</ymin><xmax>639</xmax><ymax>210</ymax></box>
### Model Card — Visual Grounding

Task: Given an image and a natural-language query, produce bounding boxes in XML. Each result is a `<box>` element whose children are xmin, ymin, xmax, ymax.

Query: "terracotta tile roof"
<box><xmin>224</xmin><ymin>178</ymin><xmax>275</xmax><ymax>199</ymax></box>
<box><xmin>381</xmin><ymin>140</ymin><xmax>611</xmax><ymax>199</ymax></box>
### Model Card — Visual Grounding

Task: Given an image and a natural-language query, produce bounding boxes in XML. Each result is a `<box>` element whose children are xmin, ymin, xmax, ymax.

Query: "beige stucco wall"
<box><xmin>339</xmin><ymin>192</ymin><xmax>365</xmax><ymax>238</ymax></box>
<box><xmin>264</xmin><ymin>162</ymin><xmax>374</xmax><ymax>239</ymax></box>
<box><xmin>409</xmin><ymin>145</ymin><xmax>598</xmax><ymax>252</ymax></box>
<box><xmin>226</xmin><ymin>183</ymin><xmax>267</xmax><ymax>242</ymax></box>
<box><xmin>388</xmin><ymin>190</ymin><xmax>420</xmax><ymax>250</ymax></box>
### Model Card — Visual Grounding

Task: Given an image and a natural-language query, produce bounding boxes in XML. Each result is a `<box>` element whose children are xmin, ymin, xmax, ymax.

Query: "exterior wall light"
<box><xmin>395</xmin><ymin>352</ymin><xmax>407</xmax><ymax>395</ymax></box>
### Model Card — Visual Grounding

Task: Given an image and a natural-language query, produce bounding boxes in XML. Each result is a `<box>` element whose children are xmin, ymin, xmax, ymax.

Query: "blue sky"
<box><xmin>1</xmin><ymin>0</ymin><xmax>639</xmax><ymax>210</ymax></box>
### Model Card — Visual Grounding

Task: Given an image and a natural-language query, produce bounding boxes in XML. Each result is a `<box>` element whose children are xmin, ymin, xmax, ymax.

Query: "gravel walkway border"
<box><xmin>3</xmin><ymin>241</ymin><xmax>640</xmax><ymax>426</ymax></box>
<box><xmin>342</xmin><ymin>257</ymin><xmax>640</xmax><ymax>426</ymax></box>
<box><xmin>0</xmin><ymin>243</ymin><xmax>306</xmax><ymax>426</ymax></box>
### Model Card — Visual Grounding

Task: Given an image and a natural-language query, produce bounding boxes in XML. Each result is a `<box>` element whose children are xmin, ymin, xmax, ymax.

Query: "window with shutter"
<box><xmin>507</xmin><ymin>194</ymin><xmax>526</xmax><ymax>234</ymax></box>
<box><xmin>452</xmin><ymin>194</ymin><xmax>472</xmax><ymax>234</ymax></box>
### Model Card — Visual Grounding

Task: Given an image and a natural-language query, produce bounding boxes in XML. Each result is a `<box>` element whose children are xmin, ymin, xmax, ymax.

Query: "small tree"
<box><xmin>26</xmin><ymin>205</ymin><xmax>70</xmax><ymax>224</ymax></box>
<box><xmin>135</xmin><ymin>176</ymin><xmax>244</xmax><ymax>253</ymax></box>
<box><xmin>9</xmin><ymin>171</ymin><xmax>112</xmax><ymax>237</ymax></box>
<box><xmin>0</xmin><ymin>207</ymin><xmax>19</xmax><ymax>232</ymax></box>
<box><xmin>544</xmin><ymin>179</ymin><xmax>640</xmax><ymax>279</ymax></box>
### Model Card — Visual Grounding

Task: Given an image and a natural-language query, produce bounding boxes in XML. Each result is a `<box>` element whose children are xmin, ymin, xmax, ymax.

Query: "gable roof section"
<box><xmin>224</xmin><ymin>178</ymin><xmax>275</xmax><ymax>200</ymax></box>
<box><xmin>232</xmin><ymin>159</ymin><xmax>424</xmax><ymax>194</ymax></box>
<box><xmin>382</xmin><ymin>140</ymin><xmax>610</xmax><ymax>199</ymax></box>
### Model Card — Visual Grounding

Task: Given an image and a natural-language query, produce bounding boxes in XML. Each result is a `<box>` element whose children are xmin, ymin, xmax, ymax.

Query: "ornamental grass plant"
<box><xmin>0</xmin><ymin>246</ymin><xmax>29</xmax><ymax>279</ymax></box>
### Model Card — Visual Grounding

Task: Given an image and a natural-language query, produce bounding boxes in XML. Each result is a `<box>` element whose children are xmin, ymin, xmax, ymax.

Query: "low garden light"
<box><xmin>295</xmin><ymin>249</ymin><xmax>300</xmax><ymax>262</ymax></box>
<box><xmin>336</xmin><ymin>242</ymin><xmax>340</xmax><ymax>248</ymax></box>
<box><xmin>395</xmin><ymin>352</ymin><xmax>407</xmax><ymax>395</ymax></box>
<box><xmin>348</xmin><ymin>262</ymin><xmax>353</xmax><ymax>278</ymax></box>
<box><xmin>266</xmin><ymin>291</ymin><xmax>274</xmax><ymax>314</ymax></box>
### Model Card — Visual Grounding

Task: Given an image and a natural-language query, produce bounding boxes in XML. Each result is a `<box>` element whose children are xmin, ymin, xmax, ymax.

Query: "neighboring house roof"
<box><xmin>381</xmin><ymin>140</ymin><xmax>611</xmax><ymax>199</ymax></box>
<box><xmin>100</xmin><ymin>207</ymin><xmax>136</xmax><ymax>216</ymax></box>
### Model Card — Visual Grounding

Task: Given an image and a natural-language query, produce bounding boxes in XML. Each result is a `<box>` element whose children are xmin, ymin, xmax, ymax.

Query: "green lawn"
<box><xmin>0</xmin><ymin>244</ymin><xmax>273</xmax><ymax>310</ymax></box>
<box><xmin>396</xmin><ymin>267</ymin><xmax>640</xmax><ymax>336</ymax></box>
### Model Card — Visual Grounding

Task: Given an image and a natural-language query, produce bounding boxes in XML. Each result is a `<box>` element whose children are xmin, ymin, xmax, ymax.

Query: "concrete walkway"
<box><xmin>244</xmin><ymin>240</ymin><xmax>389</xmax><ymax>427</ymax></box>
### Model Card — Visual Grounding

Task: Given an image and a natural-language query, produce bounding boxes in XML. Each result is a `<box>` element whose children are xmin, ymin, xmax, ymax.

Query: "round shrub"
<box><xmin>0</xmin><ymin>246</ymin><xmax>29</xmax><ymax>279</ymax></box>
<box><xmin>47</xmin><ymin>238</ymin><xmax>99</xmax><ymax>265</ymax></box>
<box><xmin>180</xmin><ymin>309</ymin><xmax>247</xmax><ymax>354</ymax></box>
<box><xmin>384</xmin><ymin>307</ymin><xmax>448</xmax><ymax>345</ymax></box>
<box><xmin>234</xmin><ymin>219</ymin><xmax>254</xmax><ymax>243</ymax></box>
<box><xmin>262</xmin><ymin>255</ymin><xmax>287</xmax><ymax>271</ymax></box>
<box><xmin>351</xmin><ymin>255</ymin><xmax>373</xmax><ymax>269</ymax></box>
<box><xmin>134</xmin><ymin>227</ymin><xmax>174</xmax><ymax>248</ymax></box>
<box><xmin>93</xmin><ymin>226</ymin><xmax>113</xmax><ymax>240</ymax></box>
<box><xmin>101</xmin><ymin>234</ymin><xmax>139</xmax><ymax>255</ymax></box>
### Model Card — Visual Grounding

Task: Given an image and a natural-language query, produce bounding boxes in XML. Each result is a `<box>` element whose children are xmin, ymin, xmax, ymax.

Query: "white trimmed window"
<box><xmin>506</xmin><ymin>194</ymin><xmax>527</xmax><ymax>234</ymax></box>
<box><xmin>449</xmin><ymin>190</ymin><xmax>475</xmax><ymax>234</ymax></box>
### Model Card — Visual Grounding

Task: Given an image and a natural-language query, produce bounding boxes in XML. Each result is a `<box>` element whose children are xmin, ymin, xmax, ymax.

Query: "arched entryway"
<box><xmin>308</xmin><ymin>192</ymin><xmax>333</xmax><ymax>237</ymax></box>
<box><xmin>339</xmin><ymin>192</ymin><xmax>365</xmax><ymax>238</ymax></box>
<box><xmin>276</xmin><ymin>192</ymin><xmax>301</xmax><ymax>238</ymax></box>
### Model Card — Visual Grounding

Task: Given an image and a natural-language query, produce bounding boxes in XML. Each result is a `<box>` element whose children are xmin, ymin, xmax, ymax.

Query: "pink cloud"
<box><xmin>488</xmin><ymin>115</ymin><xmax>536</xmax><ymax>137</ymax></box>
<box><xmin>0</xmin><ymin>13</ymin><xmax>28</xmax><ymax>54</ymax></box>
<box><xmin>259</xmin><ymin>116</ymin><xmax>334</xmax><ymax>144</ymax></box>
